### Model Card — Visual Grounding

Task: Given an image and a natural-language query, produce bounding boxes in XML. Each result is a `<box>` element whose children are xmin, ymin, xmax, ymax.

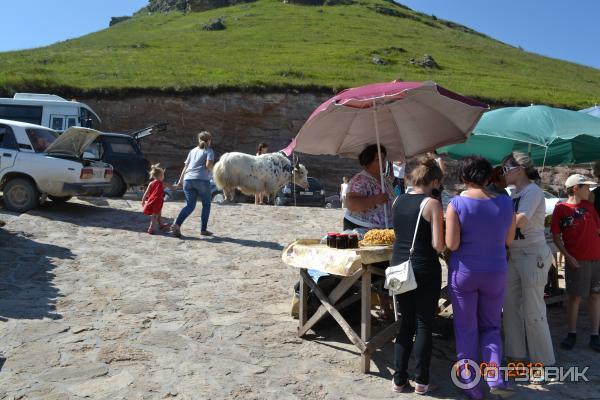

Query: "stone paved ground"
<box><xmin>0</xmin><ymin>198</ymin><xmax>598</xmax><ymax>399</ymax></box>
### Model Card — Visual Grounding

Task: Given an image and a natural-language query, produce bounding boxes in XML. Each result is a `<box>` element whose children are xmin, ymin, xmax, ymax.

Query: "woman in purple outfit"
<box><xmin>445</xmin><ymin>157</ymin><xmax>516</xmax><ymax>399</ymax></box>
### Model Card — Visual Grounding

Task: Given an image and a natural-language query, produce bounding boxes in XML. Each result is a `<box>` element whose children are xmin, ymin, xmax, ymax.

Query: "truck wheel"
<box><xmin>3</xmin><ymin>178</ymin><xmax>40</xmax><ymax>212</ymax></box>
<box><xmin>48</xmin><ymin>195</ymin><xmax>72</xmax><ymax>203</ymax></box>
<box><xmin>105</xmin><ymin>174</ymin><xmax>126</xmax><ymax>197</ymax></box>
<box><xmin>274</xmin><ymin>196</ymin><xmax>285</xmax><ymax>206</ymax></box>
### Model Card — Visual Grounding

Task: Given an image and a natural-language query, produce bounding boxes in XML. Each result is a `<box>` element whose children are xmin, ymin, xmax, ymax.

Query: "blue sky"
<box><xmin>1</xmin><ymin>0</ymin><xmax>598</xmax><ymax>69</ymax></box>
<box><xmin>399</xmin><ymin>0</ymin><xmax>599</xmax><ymax>69</ymax></box>
<box><xmin>0</xmin><ymin>0</ymin><xmax>147</xmax><ymax>52</ymax></box>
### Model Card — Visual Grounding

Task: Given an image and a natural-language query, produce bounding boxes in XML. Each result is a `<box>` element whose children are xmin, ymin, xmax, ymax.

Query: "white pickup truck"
<box><xmin>0</xmin><ymin>119</ymin><xmax>113</xmax><ymax>212</ymax></box>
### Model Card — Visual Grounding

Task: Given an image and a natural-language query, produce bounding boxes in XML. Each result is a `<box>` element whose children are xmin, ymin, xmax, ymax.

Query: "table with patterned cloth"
<box><xmin>282</xmin><ymin>239</ymin><xmax>396</xmax><ymax>373</ymax></box>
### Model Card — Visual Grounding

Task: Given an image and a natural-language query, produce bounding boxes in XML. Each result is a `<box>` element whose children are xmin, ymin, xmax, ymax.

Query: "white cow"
<box><xmin>213</xmin><ymin>152</ymin><xmax>309</xmax><ymax>202</ymax></box>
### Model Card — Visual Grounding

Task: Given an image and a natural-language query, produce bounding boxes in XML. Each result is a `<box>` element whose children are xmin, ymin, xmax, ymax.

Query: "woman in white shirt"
<box><xmin>501</xmin><ymin>152</ymin><xmax>555</xmax><ymax>383</ymax></box>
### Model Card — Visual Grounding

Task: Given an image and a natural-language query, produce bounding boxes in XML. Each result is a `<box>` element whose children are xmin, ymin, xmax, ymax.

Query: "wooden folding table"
<box><xmin>282</xmin><ymin>239</ymin><xmax>399</xmax><ymax>373</ymax></box>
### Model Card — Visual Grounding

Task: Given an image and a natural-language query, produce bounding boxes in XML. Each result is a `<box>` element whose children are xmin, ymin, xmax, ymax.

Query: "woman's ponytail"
<box><xmin>198</xmin><ymin>131</ymin><xmax>212</xmax><ymax>149</ymax></box>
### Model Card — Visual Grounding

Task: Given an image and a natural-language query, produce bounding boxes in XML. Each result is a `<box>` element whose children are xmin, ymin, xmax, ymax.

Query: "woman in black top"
<box><xmin>391</xmin><ymin>157</ymin><xmax>445</xmax><ymax>395</ymax></box>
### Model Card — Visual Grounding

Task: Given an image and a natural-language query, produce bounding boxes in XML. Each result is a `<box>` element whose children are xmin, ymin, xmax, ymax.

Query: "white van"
<box><xmin>0</xmin><ymin>93</ymin><xmax>101</xmax><ymax>132</ymax></box>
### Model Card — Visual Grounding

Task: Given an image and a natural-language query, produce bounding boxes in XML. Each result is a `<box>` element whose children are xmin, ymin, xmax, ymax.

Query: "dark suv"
<box><xmin>92</xmin><ymin>133</ymin><xmax>148</xmax><ymax>196</ymax></box>
<box><xmin>273</xmin><ymin>177</ymin><xmax>325</xmax><ymax>207</ymax></box>
<box><xmin>86</xmin><ymin>124</ymin><xmax>166</xmax><ymax>197</ymax></box>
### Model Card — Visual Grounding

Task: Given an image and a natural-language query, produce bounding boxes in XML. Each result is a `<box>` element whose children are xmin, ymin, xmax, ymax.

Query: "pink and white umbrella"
<box><xmin>284</xmin><ymin>80</ymin><xmax>488</xmax><ymax>226</ymax></box>
<box><xmin>287</xmin><ymin>80</ymin><xmax>488</xmax><ymax>161</ymax></box>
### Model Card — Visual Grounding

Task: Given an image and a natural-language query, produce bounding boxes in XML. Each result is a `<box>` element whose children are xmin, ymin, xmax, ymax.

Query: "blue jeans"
<box><xmin>175</xmin><ymin>179</ymin><xmax>211</xmax><ymax>231</ymax></box>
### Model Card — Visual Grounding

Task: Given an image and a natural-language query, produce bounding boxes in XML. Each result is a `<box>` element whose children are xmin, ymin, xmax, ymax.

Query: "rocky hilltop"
<box><xmin>142</xmin><ymin>0</ymin><xmax>256</xmax><ymax>13</ymax></box>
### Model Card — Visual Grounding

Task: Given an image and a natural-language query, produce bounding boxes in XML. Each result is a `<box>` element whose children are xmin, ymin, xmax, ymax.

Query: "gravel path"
<box><xmin>0</xmin><ymin>198</ymin><xmax>598</xmax><ymax>399</ymax></box>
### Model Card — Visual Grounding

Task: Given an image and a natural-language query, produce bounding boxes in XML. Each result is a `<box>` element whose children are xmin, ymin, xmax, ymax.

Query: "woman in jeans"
<box><xmin>445</xmin><ymin>157</ymin><xmax>516</xmax><ymax>399</ymax></box>
<box><xmin>391</xmin><ymin>157</ymin><xmax>444</xmax><ymax>395</ymax></box>
<box><xmin>502</xmin><ymin>152</ymin><xmax>556</xmax><ymax>382</ymax></box>
<box><xmin>171</xmin><ymin>131</ymin><xmax>215</xmax><ymax>237</ymax></box>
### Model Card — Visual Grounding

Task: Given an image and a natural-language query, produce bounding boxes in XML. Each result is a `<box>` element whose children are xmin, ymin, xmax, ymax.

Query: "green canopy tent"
<box><xmin>439</xmin><ymin>105</ymin><xmax>600</xmax><ymax>166</ymax></box>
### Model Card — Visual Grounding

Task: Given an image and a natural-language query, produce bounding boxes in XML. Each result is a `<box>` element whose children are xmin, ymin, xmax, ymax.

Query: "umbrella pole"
<box><xmin>373</xmin><ymin>100</ymin><xmax>388</xmax><ymax>228</ymax></box>
<box><xmin>293</xmin><ymin>152</ymin><xmax>297</xmax><ymax>207</ymax></box>
<box><xmin>541</xmin><ymin>146</ymin><xmax>549</xmax><ymax>180</ymax></box>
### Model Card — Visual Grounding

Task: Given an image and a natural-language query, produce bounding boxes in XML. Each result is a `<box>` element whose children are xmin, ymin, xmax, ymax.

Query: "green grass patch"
<box><xmin>0</xmin><ymin>0</ymin><xmax>598</xmax><ymax>107</ymax></box>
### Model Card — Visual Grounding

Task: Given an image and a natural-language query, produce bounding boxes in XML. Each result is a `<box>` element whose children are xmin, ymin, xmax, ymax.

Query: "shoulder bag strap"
<box><xmin>392</xmin><ymin>193</ymin><xmax>400</xmax><ymax>209</ymax></box>
<box><xmin>409</xmin><ymin>197</ymin><xmax>431</xmax><ymax>260</ymax></box>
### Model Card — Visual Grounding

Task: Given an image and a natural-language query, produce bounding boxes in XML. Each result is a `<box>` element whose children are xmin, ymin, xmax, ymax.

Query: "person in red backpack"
<box><xmin>551</xmin><ymin>174</ymin><xmax>600</xmax><ymax>352</ymax></box>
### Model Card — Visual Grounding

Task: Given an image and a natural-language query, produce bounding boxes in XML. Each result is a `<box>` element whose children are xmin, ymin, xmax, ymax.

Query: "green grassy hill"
<box><xmin>1</xmin><ymin>0</ymin><xmax>599</xmax><ymax>107</ymax></box>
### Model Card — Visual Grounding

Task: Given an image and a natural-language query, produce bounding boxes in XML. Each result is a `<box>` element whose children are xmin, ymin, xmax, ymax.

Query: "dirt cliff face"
<box><xmin>84</xmin><ymin>93</ymin><xmax>596</xmax><ymax>195</ymax></box>
<box><xmin>86</xmin><ymin>93</ymin><xmax>361</xmax><ymax>193</ymax></box>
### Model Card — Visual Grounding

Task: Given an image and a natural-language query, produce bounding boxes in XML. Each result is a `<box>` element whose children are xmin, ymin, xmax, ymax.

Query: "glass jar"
<box><xmin>327</xmin><ymin>232</ymin><xmax>338</xmax><ymax>248</ymax></box>
<box><xmin>348</xmin><ymin>234</ymin><xmax>359</xmax><ymax>249</ymax></box>
<box><xmin>336</xmin><ymin>234</ymin><xmax>349</xmax><ymax>249</ymax></box>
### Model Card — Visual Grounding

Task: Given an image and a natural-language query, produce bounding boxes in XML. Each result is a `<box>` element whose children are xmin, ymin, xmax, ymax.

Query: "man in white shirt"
<box><xmin>340</xmin><ymin>176</ymin><xmax>349</xmax><ymax>209</ymax></box>
<box><xmin>392</xmin><ymin>161</ymin><xmax>406</xmax><ymax>195</ymax></box>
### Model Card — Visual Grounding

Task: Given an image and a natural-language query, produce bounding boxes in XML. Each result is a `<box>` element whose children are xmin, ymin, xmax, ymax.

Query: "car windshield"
<box><xmin>543</xmin><ymin>191</ymin><xmax>557</xmax><ymax>199</ymax></box>
<box><xmin>26</xmin><ymin>128</ymin><xmax>58</xmax><ymax>152</ymax></box>
<box><xmin>106</xmin><ymin>136</ymin><xmax>137</xmax><ymax>154</ymax></box>
<box><xmin>307</xmin><ymin>178</ymin><xmax>321</xmax><ymax>190</ymax></box>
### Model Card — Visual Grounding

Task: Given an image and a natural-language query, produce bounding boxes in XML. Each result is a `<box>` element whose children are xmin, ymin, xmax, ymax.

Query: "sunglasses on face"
<box><xmin>502</xmin><ymin>165</ymin><xmax>520</xmax><ymax>175</ymax></box>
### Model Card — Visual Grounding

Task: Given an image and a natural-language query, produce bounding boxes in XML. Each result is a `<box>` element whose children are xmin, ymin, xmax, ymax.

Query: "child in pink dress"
<box><xmin>142</xmin><ymin>164</ymin><xmax>168</xmax><ymax>234</ymax></box>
